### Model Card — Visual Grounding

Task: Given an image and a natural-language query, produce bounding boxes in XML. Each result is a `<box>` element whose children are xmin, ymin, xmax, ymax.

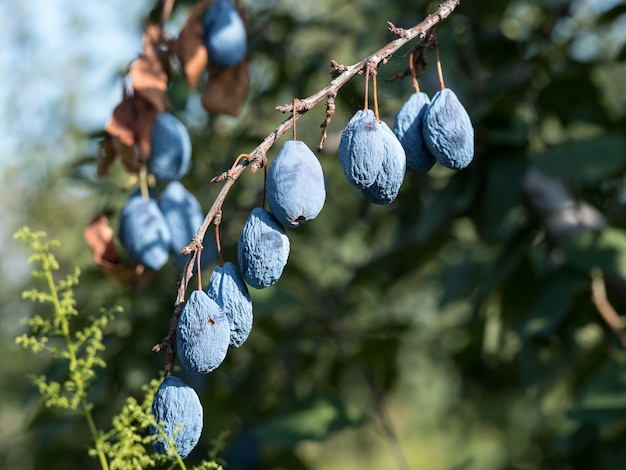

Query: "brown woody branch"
<box><xmin>590</xmin><ymin>268</ymin><xmax>626</xmax><ymax>350</ymax></box>
<box><xmin>152</xmin><ymin>0</ymin><xmax>463</xmax><ymax>373</ymax></box>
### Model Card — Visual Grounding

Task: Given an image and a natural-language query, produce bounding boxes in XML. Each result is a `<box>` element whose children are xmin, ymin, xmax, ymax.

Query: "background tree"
<box><xmin>2</xmin><ymin>0</ymin><xmax>626</xmax><ymax>469</ymax></box>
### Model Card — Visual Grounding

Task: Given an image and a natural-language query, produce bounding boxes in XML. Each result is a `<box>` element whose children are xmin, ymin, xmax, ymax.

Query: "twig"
<box><xmin>590</xmin><ymin>268</ymin><xmax>626</xmax><ymax>349</ymax></box>
<box><xmin>152</xmin><ymin>0</ymin><xmax>463</xmax><ymax>371</ymax></box>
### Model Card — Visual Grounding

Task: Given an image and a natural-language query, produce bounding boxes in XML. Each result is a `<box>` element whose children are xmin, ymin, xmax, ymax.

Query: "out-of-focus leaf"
<box><xmin>254</xmin><ymin>395</ymin><xmax>362</xmax><ymax>448</ymax></box>
<box><xmin>568</xmin><ymin>353</ymin><xmax>626</xmax><ymax>424</ymax></box>
<box><xmin>201</xmin><ymin>59</ymin><xmax>250</xmax><ymax>116</ymax></box>
<box><xmin>532</xmin><ymin>135</ymin><xmax>626</xmax><ymax>185</ymax></box>
<box><xmin>97</xmin><ymin>135</ymin><xmax>116</xmax><ymax>177</ymax></box>
<box><xmin>514</xmin><ymin>268</ymin><xmax>587</xmax><ymax>341</ymax></box>
<box><xmin>174</xmin><ymin>0</ymin><xmax>213</xmax><ymax>89</ymax></box>
<box><xmin>129</xmin><ymin>24</ymin><xmax>171</xmax><ymax>113</ymax></box>
<box><xmin>564</xmin><ymin>227</ymin><xmax>626</xmax><ymax>278</ymax></box>
<box><xmin>598</xmin><ymin>4</ymin><xmax>626</xmax><ymax>24</ymax></box>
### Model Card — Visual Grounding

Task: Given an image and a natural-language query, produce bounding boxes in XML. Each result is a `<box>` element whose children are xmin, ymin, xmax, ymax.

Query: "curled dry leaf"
<box><xmin>130</xmin><ymin>24</ymin><xmax>171</xmax><ymax>113</ymax></box>
<box><xmin>174</xmin><ymin>0</ymin><xmax>214</xmax><ymax>89</ymax></box>
<box><xmin>84</xmin><ymin>214</ymin><xmax>154</xmax><ymax>288</ymax></box>
<box><xmin>202</xmin><ymin>59</ymin><xmax>250</xmax><ymax>116</ymax></box>
<box><xmin>104</xmin><ymin>93</ymin><xmax>159</xmax><ymax>170</ymax></box>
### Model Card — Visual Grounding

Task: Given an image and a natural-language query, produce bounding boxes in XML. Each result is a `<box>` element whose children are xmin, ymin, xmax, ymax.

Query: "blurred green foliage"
<box><xmin>3</xmin><ymin>0</ymin><xmax>626</xmax><ymax>469</ymax></box>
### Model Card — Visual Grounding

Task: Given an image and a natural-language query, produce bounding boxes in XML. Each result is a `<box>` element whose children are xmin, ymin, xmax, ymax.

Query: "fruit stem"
<box><xmin>372</xmin><ymin>72</ymin><xmax>380</xmax><ymax>122</ymax></box>
<box><xmin>435</xmin><ymin>45</ymin><xmax>445</xmax><ymax>89</ymax></box>
<box><xmin>196</xmin><ymin>250</ymin><xmax>202</xmax><ymax>291</ymax></box>
<box><xmin>409</xmin><ymin>50</ymin><xmax>420</xmax><ymax>93</ymax></box>
<box><xmin>139</xmin><ymin>166</ymin><xmax>150</xmax><ymax>201</ymax></box>
<box><xmin>215</xmin><ymin>220</ymin><xmax>224</xmax><ymax>267</ymax></box>
<box><xmin>364</xmin><ymin>66</ymin><xmax>370</xmax><ymax>111</ymax></box>
<box><xmin>262</xmin><ymin>162</ymin><xmax>267</xmax><ymax>210</ymax></box>
<box><xmin>292</xmin><ymin>98</ymin><xmax>298</xmax><ymax>141</ymax></box>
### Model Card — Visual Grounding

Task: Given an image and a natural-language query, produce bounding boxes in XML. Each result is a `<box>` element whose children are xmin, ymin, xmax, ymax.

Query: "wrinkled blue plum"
<box><xmin>176</xmin><ymin>290</ymin><xmax>230</xmax><ymax>374</ymax></box>
<box><xmin>206</xmin><ymin>262</ymin><xmax>253</xmax><ymax>347</ymax></box>
<box><xmin>393</xmin><ymin>92</ymin><xmax>436</xmax><ymax>172</ymax></box>
<box><xmin>237</xmin><ymin>207</ymin><xmax>290</xmax><ymax>289</ymax></box>
<box><xmin>423</xmin><ymin>88</ymin><xmax>474</xmax><ymax>170</ymax></box>
<box><xmin>266</xmin><ymin>140</ymin><xmax>326</xmax><ymax>227</ymax></box>
<box><xmin>362</xmin><ymin>122</ymin><xmax>406</xmax><ymax>204</ymax></box>
<box><xmin>159</xmin><ymin>181</ymin><xmax>216</xmax><ymax>272</ymax></box>
<box><xmin>150</xmin><ymin>376</ymin><xmax>203</xmax><ymax>459</ymax></box>
<box><xmin>147</xmin><ymin>112</ymin><xmax>192</xmax><ymax>182</ymax></box>
<box><xmin>338</xmin><ymin>109</ymin><xmax>386</xmax><ymax>189</ymax></box>
<box><xmin>118</xmin><ymin>190</ymin><xmax>172</xmax><ymax>270</ymax></box>
<box><xmin>202</xmin><ymin>0</ymin><xmax>247</xmax><ymax>68</ymax></box>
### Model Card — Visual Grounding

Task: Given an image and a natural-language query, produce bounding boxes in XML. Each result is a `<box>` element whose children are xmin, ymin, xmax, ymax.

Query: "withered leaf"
<box><xmin>130</xmin><ymin>24</ymin><xmax>171</xmax><ymax>112</ymax></box>
<box><xmin>174</xmin><ymin>0</ymin><xmax>214</xmax><ymax>89</ymax></box>
<box><xmin>105</xmin><ymin>93</ymin><xmax>159</xmax><ymax>165</ymax></box>
<box><xmin>85</xmin><ymin>214</ymin><xmax>155</xmax><ymax>287</ymax></box>
<box><xmin>201</xmin><ymin>59</ymin><xmax>250</xmax><ymax>116</ymax></box>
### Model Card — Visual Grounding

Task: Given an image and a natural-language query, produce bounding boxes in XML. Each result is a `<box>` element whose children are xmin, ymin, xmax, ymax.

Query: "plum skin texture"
<box><xmin>176</xmin><ymin>290</ymin><xmax>230</xmax><ymax>374</ymax></box>
<box><xmin>206</xmin><ymin>262</ymin><xmax>253</xmax><ymax>347</ymax></box>
<box><xmin>362</xmin><ymin>122</ymin><xmax>407</xmax><ymax>205</ymax></box>
<box><xmin>202</xmin><ymin>0</ymin><xmax>247</xmax><ymax>68</ymax></box>
<box><xmin>266</xmin><ymin>140</ymin><xmax>326</xmax><ymax>227</ymax></box>
<box><xmin>237</xmin><ymin>207</ymin><xmax>290</xmax><ymax>289</ymax></box>
<box><xmin>118</xmin><ymin>190</ymin><xmax>172</xmax><ymax>271</ymax></box>
<box><xmin>422</xmin><ymin>88</ymin><xmax>474</xmax><ymax>170</ymax></box>
<box><xmin>150</xmin><ymin>376</ymin><xmax>203</xmax><ymax>459</ymax></box>
<box><xmin>147</xmin><ymin>112</ymin><xmax>192</xmax><ymax>183</ymax></box>
<box><xmin>393</xmin><ymin>92</ymin><xmax>436</xmax><ymax>172</ymax></box>
<box><xmin>338</xmin><ymin>109</ymin><xmax>387</xmax><ymax>189</ymax></box>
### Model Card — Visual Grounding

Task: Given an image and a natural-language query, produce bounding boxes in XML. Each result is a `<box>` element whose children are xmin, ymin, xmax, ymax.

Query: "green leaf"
<box><xmin>563</xmin><ymin>227</ymin><xmax>626</xmax><ymax>278</ymax></box>
<box><xmin>532</xmin><ymin>135</ymin><xmax>626</xmax><ymax>185</ymax></box>
<box><xmin>255</xmin><ymin>395</ymin><xmax>363</xmax><ymax>448</ymax></box>
<box><xmin>568</xmin><ymin>353</ymin><xmax>626</xmax><ymax>424</ymax></box>
<box><xmin>514</xmin><ymin>268</ymin><xmax>587</xmax><ymax>341</ymax></box>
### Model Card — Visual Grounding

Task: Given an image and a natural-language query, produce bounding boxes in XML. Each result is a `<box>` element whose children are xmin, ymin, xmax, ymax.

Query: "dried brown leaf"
<box><xmin>105</xmin><ymin>94</ymin><xmax>158</xmax><ymax>167</ymax></box>
<box><xmin>130</xmin><ymin>24</ymin><xmax>171</xmax><ymax>112</ymax></box>
<box><xmin>201</xmin><ymin>59</ymin><xmax>250</xmax><ymax>116</ymax></box>
<box><xmin>174</xmin><ymin>0</ymin><xmax>214</xmax><ymax>89</ymax></box>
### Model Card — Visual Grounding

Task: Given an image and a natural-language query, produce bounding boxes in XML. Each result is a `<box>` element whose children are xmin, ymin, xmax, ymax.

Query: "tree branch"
<box><xmin>153</xmin><ymin>0</ymin><xmax>463</xmax><ymax>372</ymax></box>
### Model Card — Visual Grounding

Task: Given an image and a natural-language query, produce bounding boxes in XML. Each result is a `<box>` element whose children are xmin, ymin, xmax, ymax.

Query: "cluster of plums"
<box><xmin>339</xmin><ymin>87</ymin><xmax>474</xmax><ymax>205</ymax></box>
<box><xmin>143</xmin><ymin>12</ymin><xmax>473</xmax><ymax>456</ymax></box>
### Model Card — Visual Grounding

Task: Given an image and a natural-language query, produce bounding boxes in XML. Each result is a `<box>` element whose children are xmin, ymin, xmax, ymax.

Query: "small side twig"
<box><xmin>590</xmin><ymin>268</ymin><xmax>626</xmax><ymax>349</ymax></box>
<box><xmin>318</xmin><ymin>93</ymin><xmax>336</xmax><ymax>153</ymax></box>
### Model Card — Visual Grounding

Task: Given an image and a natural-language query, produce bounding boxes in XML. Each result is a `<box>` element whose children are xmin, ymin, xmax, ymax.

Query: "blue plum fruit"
<box><xmin>393</xmin><ymin>92</ymin><xmax>436</xmax><ymax>172</ymax></box>
<box><xmin>338</xmin><ymin>109</ymin><xmax>386</xmax><ymax>189</ymax></box>
<box><xmin>206</xmin><ymin>262</ymin><xmax>253</xmax><ymax>347</ymax></box>
<box><xmin>202</xmin><ymin>0</ymin><xmax>247</xmax><ymax>68</ymax></box>
<box><xmin>422</xmin><ymin>88</ymin><xmax>474</xmax><ymax>170</ymax></box>
<box><xmin>159</xmin><ymin>181</ymin><xmax>216</xmax><ymax>272</ymax></box>
<box><xmin>176</xmin><ymin>290</ymin><xmax>230</xmax><ymax>374</ymax></box>
<box><xmin>362</xmin><ymin>122</ymin><xmax>406</xmax><ymax>204</ymax></box>
<box><xmin>147</xmin><ymin>112</ymin><xmax>192</xmax><ymax>183</ymax></box>
<box><xmin>118</xmin><ymin>190</ymin><xmax>172</xmax><ymax>271</ymax></box>
<box><xmin>266</xmin><ymin>140</ymin><xmax>326</xmax><ymax>227</ymax></box>
<box><xmin>150</xmin><ymin>375</ymin><xmax>203</xmax><ymax>459</ymax></box>
<box><xmin>237</xmin><ymin>207</ymin><xmax>290</xmax><ymax>289</ymax></box>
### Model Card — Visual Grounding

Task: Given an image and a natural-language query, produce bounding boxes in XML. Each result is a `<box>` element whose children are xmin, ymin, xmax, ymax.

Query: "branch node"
<box><xmin>387</xmin><ymin>21</ymin><xmax>408</xmax><ymax>38</ymax></box>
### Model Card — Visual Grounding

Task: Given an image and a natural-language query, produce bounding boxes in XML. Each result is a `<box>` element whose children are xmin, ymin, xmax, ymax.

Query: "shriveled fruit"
<box><xmin>176</xmin><ymin>290</ymin><xmax>230</xmax><ymax>374</ymax></box>
<box><xmin>338</xmin><ymin>109</ymin><xmax>386</xmax><ymax>189</ymax></box>
<box><xmin>202</xmin><ymin>0</ymin><xmax>247</xmax><ymax>68</ymax></box>
<box><xmin>393</xmin><ymin>92</ymin><xmax>436</xmax><ymax>172</ymax></box>
<box><xmin>147</xmin><ymin>112</ymin><xmax>192</xmax><ymax>182</ymax></box>
<box><xmin>266</xmin><ymin>140</ymin><xmax>326</xmax><ymax>227</ymax></box>
<box><xmin>362</xmin><ymin>122</ymin><xmax>406</xmax><ymax>204</ymax></box>
<box><xmin>150</xmin><ymin>376</ymin><xmax>203</xmax><ymax>459</ymax></box>
<box><xmin>118</xmin><ymin>190</ymin><xmax>172</xmax><ymax>271</ymax></box>
<box><xmin>159</xmin><ymin>181</ymin><xmax>215</xmax><ymax>272</ymax></box>
<box><xmin>237</xmin><ymin>207</ymin><xmax>290</xmax><ymax>289</ymax></box>
<box><xmin>422</xmin><ymin>88</ymin><xmax>474</xmax><ymax>170</ymax></box>
<box><xmin>206</xmin><ymin>262</ymin><xmax>253</xmax><ymax>347</ymax></box>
